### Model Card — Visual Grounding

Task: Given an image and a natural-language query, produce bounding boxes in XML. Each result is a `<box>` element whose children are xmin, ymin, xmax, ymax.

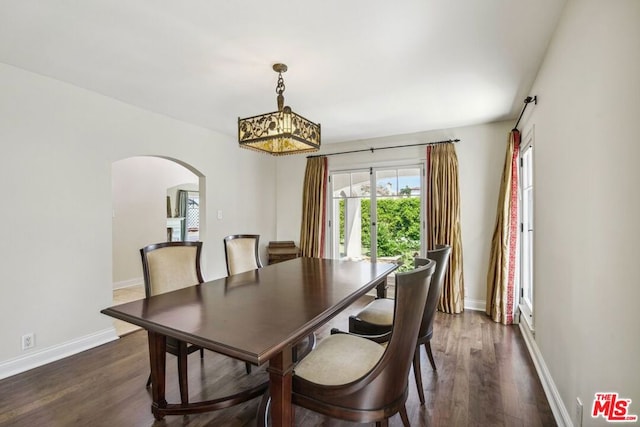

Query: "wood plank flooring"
<box><xmin>0</xmin><ymin>299</ymin><xmax>556</xmax><ymax>427</ymax></box>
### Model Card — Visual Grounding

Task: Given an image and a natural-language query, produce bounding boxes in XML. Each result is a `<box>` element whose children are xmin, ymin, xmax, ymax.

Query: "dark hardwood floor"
<box><xmin>0</xmin><ymin>298</ymin><xmax>556</xmax><ymax>426</ymax></box>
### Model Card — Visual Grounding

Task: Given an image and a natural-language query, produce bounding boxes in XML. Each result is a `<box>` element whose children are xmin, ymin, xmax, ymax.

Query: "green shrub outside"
<box><xmin>339</xmin><ymin>197</ymin><xmax>421</xmax><ymax>271</ymax></box>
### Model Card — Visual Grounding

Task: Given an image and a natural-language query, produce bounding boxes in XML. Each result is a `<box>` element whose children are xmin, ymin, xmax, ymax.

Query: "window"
<box><xmin>186</xmin><ymin>191</ymin><xmax>199</xmax><ymax>241</ymax></box>
<box><xmin>519</xmin><ymin>131</ymin><xmax>534</xmax><ymax>329</ymax></box>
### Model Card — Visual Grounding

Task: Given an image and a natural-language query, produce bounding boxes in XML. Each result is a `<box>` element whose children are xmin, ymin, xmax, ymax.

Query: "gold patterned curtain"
<box><xmin>427</xmin><ymin>143</ymin><xmax>464</xmax><ymax>314</ymax></box>
<box><xmin>299</xmin><ymin>156</ymin><xmax>328</xmax><ymax>258</ymax></box>
<box><xmin>486</xmin><ymin>130</ymin><xmax>520</xmax><ymax>324</ymax></box>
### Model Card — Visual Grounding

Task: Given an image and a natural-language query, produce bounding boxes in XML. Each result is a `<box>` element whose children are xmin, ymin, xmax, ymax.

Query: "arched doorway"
<box><xmin>111</xmin><ymin>156</ymin><xmax>203</xmax><ymax>336</ymax></box>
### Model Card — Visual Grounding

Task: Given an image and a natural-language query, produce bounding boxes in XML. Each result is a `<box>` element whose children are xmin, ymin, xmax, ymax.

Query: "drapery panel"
<box><xmin>426</xmin><ymin>143</ymin><xmax>464</xmax><ymax>314</ymax></box>
<box><xmin>299</xmin><ymin>156</ymin><xmax>328</xmax><ymax>258</ymax></box>
<box><xmin>486</xmin><ymin>130</ymin><xmax>520</xmax><ymax>324</ymax></box>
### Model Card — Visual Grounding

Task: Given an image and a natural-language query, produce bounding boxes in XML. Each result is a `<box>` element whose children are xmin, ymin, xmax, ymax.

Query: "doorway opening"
<box><xmin>111</xmin><ymin>156</ymin><xmax>203</xmax><ymax>336</ymax></box>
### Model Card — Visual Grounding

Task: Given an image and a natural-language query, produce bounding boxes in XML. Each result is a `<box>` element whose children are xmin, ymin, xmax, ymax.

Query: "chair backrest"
<box><xmin>344</xmin><ymin>259</ymin><xmax>435</xmax><ymax>408</ymax></box>
<box><xmin>415</xmin><ymin>244</ymin><xmax>452</xmax><ymax>339</ymax></box>
<box><xmin>140</xmin><ymin>241</ymin><xmax>204</xmax><ymax>297</ymax></box>
<box><xmin>223</xmin><ymin>234</ymin><xmax>263</xmax><ymax>276</ymax></box>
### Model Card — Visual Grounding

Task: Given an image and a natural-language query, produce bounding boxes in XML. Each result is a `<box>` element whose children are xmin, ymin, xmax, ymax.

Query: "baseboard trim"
<box><xmin>464</xmin><ymin>297</ymin><xmax>486</xmax><ymax>311</ymax></box>
<box><xmin>113</xmin><ymin>278</ymin><xmax>143</xmax><ymax>290</ymax></box>
<box><xmin>0</xmin><ymin>328</ymin><xmax>119</xmax><ymax>380</ymax></box>
<box><xmin>519</xmin><ymin>322</ymin><xmax>572</xmax><ymax>427</ymax></box>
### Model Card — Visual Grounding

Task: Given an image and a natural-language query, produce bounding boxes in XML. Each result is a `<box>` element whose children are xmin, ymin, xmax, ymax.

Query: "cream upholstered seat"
<box><xmin>352</xmin><ymin>298</ymin><xmax>394</xmax><ymax>325</ymax></box>
<box><xmin>223</xmin><ymin>234</ymin><xmax>262</xmax><ymax>276</ymax></box>
<box><xmin>294</xmin><ymin>333</ymin><xmax>385</xmax><ymax>386</ymax></box>
<box><xmin>140</xmin><ymin>241</ymin><xmax>205</xmax><ymax>405</ymax></box>
<box><xmin>348</xmin><ymin>245</ymin><xmax>452</xmax><ymax>405</ymax></box>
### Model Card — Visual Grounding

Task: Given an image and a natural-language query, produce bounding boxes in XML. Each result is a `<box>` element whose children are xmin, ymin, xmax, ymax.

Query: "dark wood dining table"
<box><xmin>101</xmin><ymin>257</ymin><xmax>397</xmax><ymax>426</ymax></box>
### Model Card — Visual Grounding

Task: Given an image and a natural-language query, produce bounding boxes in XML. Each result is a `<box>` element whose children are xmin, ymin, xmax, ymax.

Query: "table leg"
<box><xmin>267</xmin><ymin>345</ymin><xmax>294</xmax><ymax>426</ymax></box>
<box><xmin>148</xmin><ymin>331</ymin><xmax>168</xmax><ymax>420</ymax></box>
<box><xmin>376</xmin><ymin>277</ymin><xmax>388</xmax><ymax>298</ymax></box>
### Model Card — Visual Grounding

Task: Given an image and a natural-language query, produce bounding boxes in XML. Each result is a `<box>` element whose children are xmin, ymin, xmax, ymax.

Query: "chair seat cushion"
<box><xmin>354</xmin><ymin>298</ymin><xmax>394</xmax><ymax>326</ymax></box>
<box><xmin>294</xmin><ymin>334</ymin><xmax>385</xmax><ymax>386</ymax></box>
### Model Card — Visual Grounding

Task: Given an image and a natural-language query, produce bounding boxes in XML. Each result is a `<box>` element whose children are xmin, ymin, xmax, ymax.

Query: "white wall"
<box><xmin>0</xmin><ymin>63</ymin><xmax>277</xmax><ymax>376</ymax></box>
<box><xmin>276</xmin><ymin>120</ymin><xmax>512</xmax><ymax>309</ymax></box>
<box><xmin>520</xmin><ymin>1</ymin><xmax>640</xmax><ymax>425</ymax></box>
<box><xmin>111</xmin><ymin>157</ymin><xmax>198</xmax><ymax>286</ymax></box>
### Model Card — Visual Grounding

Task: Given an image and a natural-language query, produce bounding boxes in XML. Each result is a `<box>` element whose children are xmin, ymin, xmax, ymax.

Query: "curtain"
<box><xmin>486</xmin><ymin>130</ymin><xmax>520</xmax><ymax>324</ymax></box>
<box><xmin>299</xmin><ymin>156</ymin><xmax>328</xmax><ymax>258</ymax></box>
<box><xmin>427</xmin><ymin>143</ymin><xmax>464</xmax><ymax>314</ymax></box>
<box><xmin>177</xmin><ymin>190</ymin><xmax>188</xmax><ymax>241</ymax></box>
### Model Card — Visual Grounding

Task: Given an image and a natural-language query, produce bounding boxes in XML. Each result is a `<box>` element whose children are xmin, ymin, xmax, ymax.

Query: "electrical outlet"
<box><xmin>21</xmin><ymin>333</ymin><xmax>35</xmax><ymax>350</ymax></box>
<box><xmin>576</xmin><ymin>397</ymin><xmax>583</xmax><ymax>426</ymax></box>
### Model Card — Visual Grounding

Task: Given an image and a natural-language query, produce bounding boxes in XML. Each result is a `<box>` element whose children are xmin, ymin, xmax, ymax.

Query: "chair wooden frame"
<box><xmin>140</xmin><ymin>241</ymin><xmax>205</xmax><ymax>404</ymax></box>
<box><xmin>348</xmin><ymin>245</ymin><xmax>452</xmax><ymax>405</ymax></box>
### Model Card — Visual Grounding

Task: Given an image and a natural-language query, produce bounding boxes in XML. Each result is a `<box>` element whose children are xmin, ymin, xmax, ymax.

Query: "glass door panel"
<box><xmin>521</xmin><ymin>145</ymin><xmax>534</xmax><ymax>313</ymax></box>
<box><xmin>331</xmin><ymin>170</ymin><xmax>370</xmax><ymax>260</ymax></box>
<box><xmin>374</xmin><ymin>167</ymin><xmax>422</xmax><ymax>271</ymax></box>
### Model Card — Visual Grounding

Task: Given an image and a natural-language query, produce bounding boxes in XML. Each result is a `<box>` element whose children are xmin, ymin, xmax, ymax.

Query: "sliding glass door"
<box><xmin>329</xmin><ymin>165</ymin><xmax>424</xmax><ymax>271</ymax></box>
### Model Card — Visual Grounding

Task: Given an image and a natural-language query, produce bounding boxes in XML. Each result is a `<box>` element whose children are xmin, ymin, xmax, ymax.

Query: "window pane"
<box><xmin>398</xmin><ymin>168</ymin><xmax>421</xmax><ymax>196</ymax></box>
<box><xmin>376</xmin><ymin>169</ymin><xmax>397</xmax><ymax>196</ymax></box>
<box><xmin>351</xmin><ymin>171</ymin><xmax>370</xmax><ymax>196</ymax></box>
<box><xmin>332</xmin><ymin>173</ymin><xmax>350</xmax><ymax>197</ymax></box>
<box><xmin>375</xmin><ymin>168</ymin><xmax>422</xmax><ymax>271</ymax></box>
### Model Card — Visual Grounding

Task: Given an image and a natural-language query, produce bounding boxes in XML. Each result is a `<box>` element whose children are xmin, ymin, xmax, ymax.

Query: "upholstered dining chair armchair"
<box><xmin>257</xmin><ymin>259</ymin><xmax>436</xmax><ymax>426</ymax></box>
<box><xmin>140</xmin><ymin>241</ymin><xmax>205</xmax><ymax>405</ymax></box>
<box><xmin>223</xmin><ymin>234</ymin><xmax>263</xmax><ymax>276</ymax></box>
<box><xmin>223</xmin><ymin>234</ymin><xmax>316</xmax><ymax>374</ymax></box>
<box><xmin>348</xmin><ymin>245</ymin><xmax>452</xmax><ymax>405</ymax></box>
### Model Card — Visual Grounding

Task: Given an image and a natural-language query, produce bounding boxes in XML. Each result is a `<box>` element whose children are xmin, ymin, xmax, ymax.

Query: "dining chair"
<box><xmin>347</xmin><ymin>245</ymin><xmax>452</xmax><ymax>405</ymax></box>
<box><xmin>140</xmin><ymin>241</ymin><xmax>205</xmax><ymax>405</ymax></box>
<box><xmin>223</xmin><ymin>234</ymin><xmax>263</xmax><ymax>374</ymax></box>
<box><xmin>260</xmin><ymin>259</ymin><xmax>435</xmax><ymax>426</ymax></box>
<box><xmin>223</xmin><ymin>234</ymin><xmax>263</xmax><ymax>276</ymax></box>
<box><xmin>223</xmin><ymin>234</ymin><xmax>316</xmax><ymax>374</ymax></box>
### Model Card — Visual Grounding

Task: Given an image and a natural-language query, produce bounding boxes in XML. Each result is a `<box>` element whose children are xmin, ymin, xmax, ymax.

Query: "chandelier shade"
<box><xmin>238</xmin><ymin>64</ymin><xmax>320</xmax><ymax>156</ymax></box>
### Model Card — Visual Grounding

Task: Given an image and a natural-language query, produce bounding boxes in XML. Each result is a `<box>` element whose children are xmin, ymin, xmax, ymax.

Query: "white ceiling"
<box><xmin>0</xmin><ymin>0</ymin><xmax>566</xmax><ymax>144</ymax></box>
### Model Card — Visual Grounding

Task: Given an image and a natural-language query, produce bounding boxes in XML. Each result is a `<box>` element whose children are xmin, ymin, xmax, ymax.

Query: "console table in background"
<box><xmin>267</xmin><ymin>241</ymin><xmax>300</xmax><ymax>265</ymax></box>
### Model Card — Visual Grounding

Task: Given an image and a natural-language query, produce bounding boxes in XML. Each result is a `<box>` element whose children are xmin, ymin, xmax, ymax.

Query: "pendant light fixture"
<box><xmin>238</xmin><ymin>63</ymin><xmax>321</xmax><ymax>156</ymax></box>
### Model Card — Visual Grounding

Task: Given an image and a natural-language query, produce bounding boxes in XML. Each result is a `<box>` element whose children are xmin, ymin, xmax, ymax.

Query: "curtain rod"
<box><xmin>307</xmin><ymin>138</ymin><xmax>460</xmax><ymax>158</ymax></box>
<box><xmin>513</xmin><ymin>95</ymin><xmax>537</xmax><ymax>131</ymax></box>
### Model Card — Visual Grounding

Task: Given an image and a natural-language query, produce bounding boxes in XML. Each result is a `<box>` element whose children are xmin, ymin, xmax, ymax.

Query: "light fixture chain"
<box><xmin>275</xmin><ymin>72</ymin><xmax>286</xmax><ymax>96</ymax></box>
<box><xmin>275</xmin><ymin>72</ymin><xmax>286</xmax><ymax>111</ymax></box>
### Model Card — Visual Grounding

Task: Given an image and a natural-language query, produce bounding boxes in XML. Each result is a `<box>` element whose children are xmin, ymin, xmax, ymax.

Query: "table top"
<box><xmin>102</xmin><ymin>257</ymin><xmax>396</xmax><ymax>365</ymax></box>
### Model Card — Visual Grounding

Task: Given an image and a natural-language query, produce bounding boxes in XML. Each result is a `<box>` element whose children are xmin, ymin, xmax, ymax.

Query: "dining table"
<box><xmin>101</xmin><ymin>257</ymin><xmax>397</xmax><ymax>426</ymax></box>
